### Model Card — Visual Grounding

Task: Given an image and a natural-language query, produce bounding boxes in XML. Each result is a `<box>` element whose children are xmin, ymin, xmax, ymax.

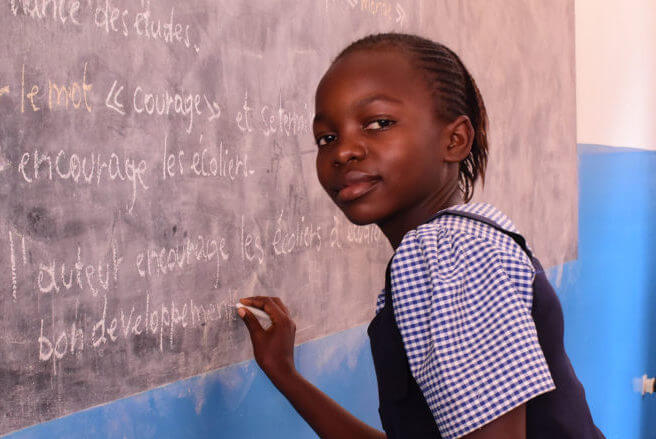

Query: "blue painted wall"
<box><xmin>4</xmin><ymin>323</ymin><xmax>381</xmax><ymax>439</ymax></box>
<box><xmin>562</xmin><ymin>144</ymin><xmax>656</xmax><ymax>438</ymax></box>
<box><xmin>4</xmin><ymin>144</ymin><xmax>656</xmax><ymax>438</ymax></box>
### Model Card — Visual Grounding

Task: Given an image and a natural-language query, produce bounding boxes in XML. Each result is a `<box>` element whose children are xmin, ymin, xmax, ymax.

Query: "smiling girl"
<box><xmin>238</xmin><ymin>33</ymin><xmax>604</xmax><ymax>439</ymax></box>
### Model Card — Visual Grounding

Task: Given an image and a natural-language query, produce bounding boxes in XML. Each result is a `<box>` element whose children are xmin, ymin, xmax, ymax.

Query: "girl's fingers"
<box><xmin>239</xmin><ymin>296</ymin><xmax>269</xmax><ymax>310</ymax></box>
<box><xmin>240</xmin><ymin>296</ymin><xmax>274</xmax><ymax>310</ymax></box>
<box><xmin>271</xmin><ymin>297</ymin><xmax>289</xmax><ymax>315</ymax></box>
<box><xmin>239</xmin><ymin>308</ymin><xmax>264</xmax><ymax>340</ymax></box>
<box><xmin>240</xmin><ymin>296</ymin><xmax>286</xmax><ymax>323</ymax></box>
<box><xmin>242</xmin><ymin>295</ymin><xmax>289</xmax><ymax>314</ymax></box>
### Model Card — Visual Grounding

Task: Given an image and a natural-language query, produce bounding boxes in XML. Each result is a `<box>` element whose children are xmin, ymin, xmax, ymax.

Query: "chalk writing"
<box><xmin>272</xmin><ymin>210</ymin><xmax>323</xmax><ymax>256</ymax></box>
<box><xmin>7</xmin><ymin>0</ymin><xmax>201</xmax><ymax>53</ymax></box>
<box><xmin>19</xmin><ymin>62</ymin><xmax>93</xmax><ymax>113</ymax></box>
<box><xmin>162</xmin><ymin>134</ymin><xmax>255</xmax><ymax>181</ymax></box>
<box><xmin>9</xmin><ymin>231</ymin><xmax>18</xmax><ymax>300</ymax></box>
<box><xmin>133</xmin><ymin>2</ymin><xmax>195</xmax><ymax>52</ymax></box>
<box><xmin>104</xmin><ymin>79</ymin><xmax>125</xmax><ymax>115</ymax></box>
<box><xmin>135</xmin><ymin>233</ymin><xmax>228</xmax><ymax>288</ymax></box>
<box><xmin>48</xmin><ymin>63</ymin><xmax>93</xmax><ymax>111</ymax></box>
<box><xmin>240</xmin><ymin>216</ymin><xmax>265</xmax><ymax>264</ymax></box>
<box><xmin>37</xmin><ymin>290</ymin><xmax>239</xmax><ymax>374</ymax></box>
<box><xmin>346</xmin><ymin>222</ymin><xmax>384</xmax><ymax>245</ymax></box>
<box><xmin>329</xmin><ymin>215</ymin><xmax>343</xmax><ymax>249</ymax></box>
<box><xmin>0</xmin><ymin>0</ymin><xmax>401</xmax><ymax>434</ymax></box>
<box><xmin>133</xmin><ymin>84</ymin><xmax>202</xmax><ymax>134</ymax></box>
<box><xmin>7</xmin><ymin>230</ymin><xmax>27</xmax><ymax>302</ymax></box>
<box><xmin>9</xmin><ymin>0</ymin><xmax>82</xmax><ymax>26</ymax></box>
<box><xmin>326</xmin><ymin>0</ymin><xmax>407</xmax><ymax>25</ymax></box>
<box><xmin>326</xmin><ymin>214</ymin><xmax>385</xmax><ymax>248</ymax></box>
<box><xmin>17</xmin><ymin>148</ymin><xmax>149</xmax><ymax>213</ymax></box>
<box><xmin>236</xmin><ymin>91</ymin><xmax>312</xmax><ymax>137</ymax></box>
<box><xmin>203</xmin><ymin>95</ymin><xmax>221</xmax><ymax>122</ymax></box>
<box><xmin>93</xmin><ymin>0</ymin><xmax>129</xmax><ymax>36</ymax></box>
<box><xmin>36</xmin><ymin>241</ymin><xmax>122</xmax><ymax>296</ymax></box>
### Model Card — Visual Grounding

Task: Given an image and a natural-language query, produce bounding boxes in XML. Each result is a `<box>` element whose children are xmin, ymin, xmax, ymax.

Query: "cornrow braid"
<box><xmin>335</xmin><ymin>33</ymin><xmax>489</xmax><ymax>202</ymax></box>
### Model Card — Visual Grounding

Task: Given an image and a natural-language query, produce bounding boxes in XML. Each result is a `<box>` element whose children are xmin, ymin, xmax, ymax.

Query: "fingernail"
<box><xmin>237</xmin><ymin>309</ymin><xmax>246</xmax><ymax>318</ymax></box>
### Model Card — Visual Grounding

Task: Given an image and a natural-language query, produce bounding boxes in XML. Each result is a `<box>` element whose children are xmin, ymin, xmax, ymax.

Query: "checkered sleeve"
<box><xmin>390</xmin><ymin>221</ymin><xmax>555</xmax><ymax>438</ymax></box>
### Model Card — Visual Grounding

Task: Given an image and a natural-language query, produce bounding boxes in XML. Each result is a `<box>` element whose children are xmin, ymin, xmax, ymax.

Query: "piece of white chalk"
<box><xmin>236</xmin><ymin>303</ymin><xmax>272</xmax><ymax>327</ymax></box>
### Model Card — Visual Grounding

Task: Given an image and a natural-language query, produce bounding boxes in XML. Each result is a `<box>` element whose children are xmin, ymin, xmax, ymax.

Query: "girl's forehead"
<box><xmin>315</xmin><ymin>49</ymin><xmax>430</xmax><ymax>110</ymax></box>
<box><xmin>321</xmin><ymin>49</ymin><xmax>415</xmax><ymax>87</ymax></box>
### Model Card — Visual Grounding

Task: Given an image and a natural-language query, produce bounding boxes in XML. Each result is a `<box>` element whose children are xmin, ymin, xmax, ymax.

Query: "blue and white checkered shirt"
<box><xmin>375</xmin><ymin>202</ymin><xmax>556</xmax><ymax>438</ymax></box>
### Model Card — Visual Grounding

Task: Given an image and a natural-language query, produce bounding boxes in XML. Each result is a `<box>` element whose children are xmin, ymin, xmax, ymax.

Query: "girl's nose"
<box><xmin>333</xmin><ymin>138</ymin><xmax>366</xmax><ymax>166</ymax></box>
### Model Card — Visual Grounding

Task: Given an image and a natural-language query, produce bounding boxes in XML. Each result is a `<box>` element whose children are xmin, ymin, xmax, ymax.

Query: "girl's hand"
<box><xmin>238</xmin><ymin>296</ymin><xmax>386</xmax><ymax>439</ymax></box>
<box><xmin>238</xmin><ymin>296</ymin><xmax>296</xmax><ymax>379</ymax></box>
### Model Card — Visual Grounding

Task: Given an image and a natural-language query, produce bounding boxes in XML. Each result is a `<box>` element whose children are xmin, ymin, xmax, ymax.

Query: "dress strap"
<box><xmin>384</xmin><ymin>259</ymin><xmax>393</xmax><ymax>298</ymax></box>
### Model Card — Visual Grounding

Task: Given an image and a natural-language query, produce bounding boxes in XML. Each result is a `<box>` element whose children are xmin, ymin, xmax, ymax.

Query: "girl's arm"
<box><xmin>238</xmin><ymin>296</ymin><xmax>386</xmax><ymax>439</ymax></box>
<box><xmin>462</xmin><ymin>404</ymin><xmax>526</xmax><ymax>439</ymax></box>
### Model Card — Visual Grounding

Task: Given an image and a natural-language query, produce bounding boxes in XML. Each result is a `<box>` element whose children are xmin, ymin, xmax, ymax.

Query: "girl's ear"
<box><xmin>444</xmin><ymin>115</ymin><xmax>474</xmax><ymax>163</ymax></box>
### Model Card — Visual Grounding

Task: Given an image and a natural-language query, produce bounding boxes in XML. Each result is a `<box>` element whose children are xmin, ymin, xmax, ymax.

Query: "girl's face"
<box><xmin>313</xmin><ymin>49</ymin><xmax>461</xmax><ymax>230</ymax></box>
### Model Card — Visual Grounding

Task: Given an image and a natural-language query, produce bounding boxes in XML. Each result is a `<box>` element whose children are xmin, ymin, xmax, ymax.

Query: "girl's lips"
<box><xmin>335</xmin><ymin>175</ymin><xmax>381</xmax><ymax>203</ymax></box>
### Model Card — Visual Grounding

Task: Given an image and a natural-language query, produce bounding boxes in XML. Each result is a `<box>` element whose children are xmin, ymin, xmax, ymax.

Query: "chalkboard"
<box><xmin>0</xmin><ymin>0</ymin><xmax>576</xmax><ymax>435</ymax></box>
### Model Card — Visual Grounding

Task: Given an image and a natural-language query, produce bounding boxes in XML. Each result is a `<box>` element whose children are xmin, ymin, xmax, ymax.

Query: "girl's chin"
<box><xmin>346</xmin><ymin>217</ymin><xmax>374</xmax><ymax>226</ymax></box>
<box><xmin>339</xmin><ymin>206</ymin><xmax>385</xmax><ymax>226</ymax></box>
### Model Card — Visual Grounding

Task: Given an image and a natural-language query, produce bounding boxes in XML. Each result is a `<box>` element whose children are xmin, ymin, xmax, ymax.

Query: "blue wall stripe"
<box><xmin>557</xmin><ymin>144</ymin><xmax>656</xmax><ymax>438</ymax></box>
<box><xmin>4</xmin><ymin>143</ymin><xmax>656</xmax><ymax>438</ymax></box>
<box><xmin>4</xmin><ymin>324</ymin><xmax>381</xmax><ymax>439</ymax></box>
<box><xmin>578</xmin><ymin>143</ymin><xmax>656</xmax><ymax>155</ymax></box>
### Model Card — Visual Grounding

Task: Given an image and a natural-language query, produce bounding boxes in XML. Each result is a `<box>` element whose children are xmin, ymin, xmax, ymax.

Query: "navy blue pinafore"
<box><xmin>367</xmin><ymin>209</ymin><xmax>605</xmax><ymax>438</ymax></box>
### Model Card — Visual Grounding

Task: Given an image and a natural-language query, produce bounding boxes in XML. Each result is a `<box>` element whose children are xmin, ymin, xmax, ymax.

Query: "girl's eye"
<box><xmin>316</xmin><ymin>134</ymin><xmax>336</xmax><ymax>147</ymax></box>
<box><xmin>364</xmin><ymin>119</ymin><xmax>395</xmax><ymax>130</ymax></box>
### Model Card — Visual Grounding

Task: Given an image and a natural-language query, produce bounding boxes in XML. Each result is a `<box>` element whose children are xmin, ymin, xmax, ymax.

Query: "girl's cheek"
<box><xmin>315</xmin><ymin>170</ymin><xmax>330</xmax><ymax>192</ymax></box>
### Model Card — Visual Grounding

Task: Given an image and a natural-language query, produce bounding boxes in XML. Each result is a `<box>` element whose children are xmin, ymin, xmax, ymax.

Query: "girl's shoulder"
<box><xmin>397</xmin><ymin>202</ymin><xmax>533</xmax><ymax>274</ymax></box>
<box><xmin>435</xmin><ymin>202</ymin><xmax>519</xmax><ymax>234</ymax></box>
<box><xmin>382</xmin><ymin>202</ymin><xmax>536</xmax><ymax>316</ymax></box>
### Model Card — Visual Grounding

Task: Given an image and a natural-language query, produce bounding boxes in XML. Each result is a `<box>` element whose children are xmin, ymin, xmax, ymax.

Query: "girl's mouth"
<box><xmin>335</xmin><ymin>172</ymin><xmax>381</xmax><ymax>204</ymax></box>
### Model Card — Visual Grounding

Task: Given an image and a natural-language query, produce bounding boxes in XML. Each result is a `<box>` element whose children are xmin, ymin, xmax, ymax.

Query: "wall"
<box><xmin>3</xmin><ymin>0</ymin><xmax>656</xmax><ymax>438</ymax></box>
<box><xmin>570</xmin><ymin>0</ymin><xmax>656</xmax><ymax>437</ymax></box>
<box><xmin>561</xmin><ymin>145</ymin><xmax>656</xmax><ymax>438</ymax></box>
<box><xmin>4</xmin><ymin>325</ymin><xmax>382</xmax><ymax>438</ymax></box>
<box><xmin>6</xmin><ymin>146</ymin><xmax>653</xmax><ymax>439</ymax></box>
<box><xmin>0</xmin><ymin>0</ymin><xmax>578</xmax><ymax>435</ymax></box>
<box><xmin>575</xmin><ymin>0</ymin><xmax>656</xmax><ymax>152</ymax></box>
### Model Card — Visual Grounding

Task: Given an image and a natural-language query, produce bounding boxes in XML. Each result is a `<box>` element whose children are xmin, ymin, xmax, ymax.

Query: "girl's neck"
<box><xmin>379</xmin><ymin>189</ymin><xmax>464</xmax><ymax>250</ymax></box>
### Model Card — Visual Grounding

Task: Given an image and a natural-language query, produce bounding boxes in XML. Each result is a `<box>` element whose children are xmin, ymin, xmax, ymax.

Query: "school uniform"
<box><xmin>368</xmin><ymin>202</ymin><xmax>605</xmax><ymax>438</ymax></box>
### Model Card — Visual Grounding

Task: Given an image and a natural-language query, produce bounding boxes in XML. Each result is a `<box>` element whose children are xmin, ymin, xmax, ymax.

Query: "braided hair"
<box><xmin>335</xmin><ymin>33</ymin><xmax>489</xmax><ymax>202</ymax></box>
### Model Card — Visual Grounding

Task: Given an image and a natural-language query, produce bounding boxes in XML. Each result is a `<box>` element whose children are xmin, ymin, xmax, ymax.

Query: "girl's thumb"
<box><xmin>238</xmin><ymin>308</ymin><xmax>263</xmax><ymax>339</ymax></box>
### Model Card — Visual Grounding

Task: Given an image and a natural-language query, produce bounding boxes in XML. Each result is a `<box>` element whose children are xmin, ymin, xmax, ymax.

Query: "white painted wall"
<box><xmin>576</xmin><ymin>0</ymin><xmax>656</xmax><ymax>150</ymax></box>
